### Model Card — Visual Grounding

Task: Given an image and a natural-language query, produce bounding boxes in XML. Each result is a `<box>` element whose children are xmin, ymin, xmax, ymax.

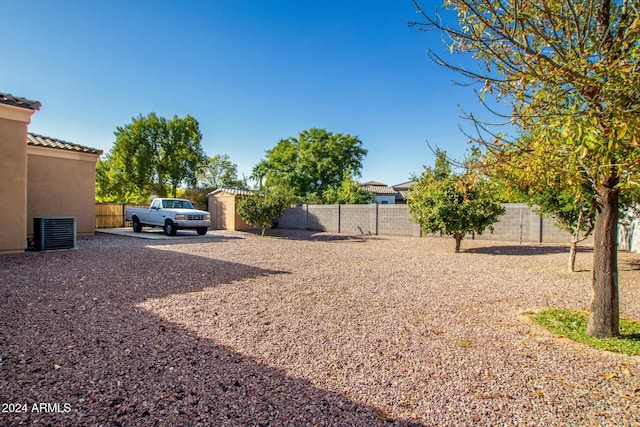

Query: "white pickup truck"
<box><xmin>125</xmin><ymin>198</ymin><xmax>211</xmax><ymax>236</ymax></box>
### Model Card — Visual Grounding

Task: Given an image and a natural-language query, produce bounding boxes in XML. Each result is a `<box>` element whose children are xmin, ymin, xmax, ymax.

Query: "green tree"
<box><xmin>258</xmin><ymin>128</ymin><xmax>368</xmax><ymax>201</ymax></box>
<box><xmin>237</xmin><ymin>187</ymin><xmax>293</xmax><ymax>237</ymax></box>
<box><xmin>411</xmin><ymin>0</ymin><xmax>640</xmax><ymax>337</ymax></box>
<box><xmin>532</xmin><ymin>188</ymin><xmax>596</xmax><ymax>273</ymax></box>
<box><xmin>322</xmin><ymin>170</ymin><xmax>376</xmax><ymax>204</ymax></box>
<box><xmin>96</xmin><ymin>156</ymin><xmax>139</xmax><ymax>203</ymax></box>
<box><xmin>96</xmin><ymin>113</ymin><xmax>205</xmax><ymax>202</ymax></box>
<box><xmin>165</xmin><ymin>115</ymin><xmax>206</xmax><ymax>196</ymax></box>
<box><xmin>487</xmin><ymin>135</ymin><xmax>638</xmax><ymax>273</ymax></box>
<box><xmin>483</xmin><ymin>139</ymin><xmax>596</xmax><ymax>273</ymax></box>
<box><xmin>407</xmin><ymin>150</ymin><xmax>505</xmax><ymax>252</ymax></box>
<box><xmin>199</xmin><ymin>154</ymin><xmax>245</xmax><ymax>189</ymax></box>
<box><xmin>251</xmin><ymin>160</ymin><xmax>269</xmax><ymax>189</ymax></box>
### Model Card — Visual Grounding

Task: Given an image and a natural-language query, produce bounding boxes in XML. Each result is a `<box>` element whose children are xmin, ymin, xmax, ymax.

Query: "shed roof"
<box><xmin>207</xmin><ymin>187</ymin><xmax>254</xmax><ymax>197</ymax></box>
<box><xmin>27</xmin><ymin>133</ymin><xmax>103</xmax><ymax>156</ymax></box>
<box><xmin>0</xmin><ymin>92</ymin><xmax>41</xmax><ymax>110</ymax></box>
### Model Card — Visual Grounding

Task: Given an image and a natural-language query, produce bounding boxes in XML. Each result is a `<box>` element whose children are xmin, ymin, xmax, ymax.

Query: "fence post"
<box><xmin>539</xmin><ymin>216</ymin><xmax>543</xmax><ymax>243</ymax></box>
<box><xmin>519</xmin><ymin>207</ymin><xmax>523</xmax><ymax>245</ymax></box>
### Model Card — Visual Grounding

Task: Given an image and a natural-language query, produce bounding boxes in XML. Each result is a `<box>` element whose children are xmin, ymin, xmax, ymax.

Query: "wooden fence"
<box><xmin>95</xmin><ymin>203</ymin><xmax>147</xmax><ymax>229</ymax></box>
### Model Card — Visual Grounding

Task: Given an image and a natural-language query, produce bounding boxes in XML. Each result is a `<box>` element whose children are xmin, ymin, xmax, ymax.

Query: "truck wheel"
<box><xmin>132</xmin><ymin>217</ymin><xmax>143</xmax><ymax>233</ymax></box>
<box><xmin>196</xmin><ymin>227</ymin><xmax>207</xmax><ymax>236</ymax></box>
<box><xmin>164</xmin><ymin>220</ymin><xmax>177</xmax><ymax>236</ymax></box>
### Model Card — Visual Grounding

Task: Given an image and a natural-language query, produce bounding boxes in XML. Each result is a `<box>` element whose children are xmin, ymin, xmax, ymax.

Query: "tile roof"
<box><xmin>393</xmin><ymin>180</ymin><xmax>417</xmax><ymax>190</ymax></box>
<box><xmin>391</xmin><ymin>181</ymin><xmax>417</xmax><ymax>201</ymax></box>
<box><xmin>360</xmin><ymin>180</ymin><xmax>387</xmax><ymax>187</ymax></box>
<box><xmin>27</xmin><ymin>133</ymin><xmax>103</xmax><ymax>156</ymax></box>
<box><xmin>0</xmin><ymin>92</ymin><xmax>41</xmax><ymax>110</ymax></box>
<box><xmin>361</xmin><ymin>184</ymin><xmax>398</xmax><ymax>195</ymax></box>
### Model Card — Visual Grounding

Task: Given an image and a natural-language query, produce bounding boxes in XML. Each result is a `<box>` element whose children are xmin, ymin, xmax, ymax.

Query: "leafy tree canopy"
<box><xmin>407</xmin><ymin>149</ymin><xmax>505</xmax><ymax>252</ymax></box>
<box><xmin>411</xmin><ymin>0</ymin><xmax>640</xmax><ymax>337</ymax></box>
<box><xmin>97</xmin><ymin>112</ymin><xmax>206</xmax><ymax>203</ymax></box>
<box><xmin>199</xmin><ymin>154</ymin><xmax>245</xmax><ymax>190</ymax></box>
<box><xmin>254</xmin><ymin>128</ymin><xmax>368</xmax><ymax>202</ymax></box>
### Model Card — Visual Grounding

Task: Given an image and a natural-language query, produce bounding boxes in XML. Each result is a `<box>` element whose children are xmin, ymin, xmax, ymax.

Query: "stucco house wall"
<box><xmin>373</xmin><ymin>194</ymin><xmax>396</xmax><ymax>204</ymax></box>
<box><xmin>27</xmin><ymin>141</ymin><xmax>100</xmax><ymax>235</ymax></box>
<box><xmin>0</xmin><ymin>93</ymin><xmax>102</xmax><ymax>252</ymax></box>
<box><xmin>360</xmin><ymin>181</ymin><xmax>398</xmax><ymax>205</ymax></box>
<box><xmin>0</xmin><ymin>94</ymin><xmax>39</xmax><ymax>253</ymax></box>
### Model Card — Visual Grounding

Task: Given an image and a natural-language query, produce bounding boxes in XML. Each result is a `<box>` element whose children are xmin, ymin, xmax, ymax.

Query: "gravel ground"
<box><xmin>1</xmin><ymin>229</ymin><xmax>638</xmax><ymax>426</ymax></box>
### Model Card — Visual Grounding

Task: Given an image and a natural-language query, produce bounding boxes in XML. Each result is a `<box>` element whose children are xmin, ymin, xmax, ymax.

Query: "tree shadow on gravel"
<box><xmin>243</xmin><ymin>228</ymin><xmax>380</xmax><ymax>243</ymax></box>
<box><xmin>464</xmin><ymin>244</ymin><xmax>592</xmax><ymax>256</ymax></box>
<box><xmin>92</xmin><ymin>229</ymin><xmax>246</xmax><ymax>246</ymax></box>
<box><xmin>0</xmin><ymin>245</ymin><xmax>422</xmax><ymax>426</ymax></box>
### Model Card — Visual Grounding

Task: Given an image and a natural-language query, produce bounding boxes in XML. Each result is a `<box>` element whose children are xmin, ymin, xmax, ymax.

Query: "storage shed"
<box><xmin>207</xmin><ymin>188</ymin><xmax>255</xmax><ymax>231</ymax></box>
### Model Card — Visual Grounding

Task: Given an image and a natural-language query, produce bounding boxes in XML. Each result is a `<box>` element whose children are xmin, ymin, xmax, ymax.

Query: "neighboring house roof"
<box><xmin>392</xmin><ymin>180</ymin><xmax>417</xmax><ymax>201</ymax></box>
<box><xmin>0</xmin><ymin>92</ymin><xmax>41</xmax><ymax>110</ymax></box>
<box><xmin>393</xmin><ymin>180</ymin><xmax>417</xmax><ymax>191</ymax></box>
<box><xmin>395</xmin><ymin>191</ymin><xmax>409</xmax><ymax>201</ymax></box>
<box><xmin>27</xmin><ymin>133</ymin><xmax>103</xmax><ymax>156</ymax></box>
<box><xmin>207</xmin><ymin>187</ymin><xmax>254</xmax><ymax>197</ymax></box>
<box><xmin>360</xmin><ymin>180</ymin><xmax>387</xmax><ymax>187</ymax></box>
<box><xmin>361</xmin><ymin>183</ymin><xmax>398</xmax><ymax>195</ymax></box>
<box><xmin>359</xmin><ymin>180</ymin><xmax>417</xmax><ymax>201</ymax></box>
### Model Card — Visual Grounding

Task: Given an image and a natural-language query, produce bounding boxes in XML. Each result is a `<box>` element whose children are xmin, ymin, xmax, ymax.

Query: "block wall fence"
<box><xmin>277</xmin><ymin>203</ymin><xmax>587</xmax><ymax>245</ymax></box>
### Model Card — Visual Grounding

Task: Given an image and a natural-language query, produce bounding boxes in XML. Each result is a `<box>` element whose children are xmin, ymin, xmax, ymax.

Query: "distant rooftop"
<box><xmin>392</xmin><ymin>180</ymin><xmax>416</xmax><ymax>190</ymax></box>
<box><xmin>392</xmin><ymin>181</ymin><xmax>417</xmax><ymax>201</ymax></box>
<box><xmin>0</xmin><ymin>92</ymin><xmax>41</xmax><ymax>110</ymax></box>
<box><xmin>360</xmin><ymin>180</ymin><xmax>387</xmax><ymax>187</ymax></box>
<box><xmin>28</xmin><ymin>133</ymin><xmax>103</xmax><ymax>156</ymax></box>
<box><xmin>360</xmin><ymin>183</ymin><xmax>397</xmax><ymax>195</ymax></box>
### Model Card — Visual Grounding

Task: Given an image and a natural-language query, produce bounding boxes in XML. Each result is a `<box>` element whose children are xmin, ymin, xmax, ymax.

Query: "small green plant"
<box><xmin>530</xmin><ymin>308</ymin><xmax>640</xmax><ymax>356</ymax></box>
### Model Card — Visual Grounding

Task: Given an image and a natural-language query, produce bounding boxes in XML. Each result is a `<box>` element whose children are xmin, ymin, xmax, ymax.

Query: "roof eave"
<box><xmin>0</xmin><ymin>93</ymin><xmax>41</xmax><ymax>110</ymax></box>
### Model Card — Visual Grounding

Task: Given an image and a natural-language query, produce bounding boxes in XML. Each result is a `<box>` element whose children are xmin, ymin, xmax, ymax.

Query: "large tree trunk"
<box><xmin>586</xmin><ymin>180</ymin><xmax>619</xmax><ymax>338</ymax></box>
<box><xmin>157</xmin><ymin>173</ymin><xmax>165</xmax><ymax>198</ymax></box>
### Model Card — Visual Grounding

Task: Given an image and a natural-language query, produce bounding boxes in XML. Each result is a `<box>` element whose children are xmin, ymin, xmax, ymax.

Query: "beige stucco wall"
<box><xmin>0</xmin><ymin>104</ymin><xmax>35</xmax><ymax>253</ymax></box>
<box><xmin>27</xmin><ymin>146</ymin><xmax>100</xmax><ymax>236</ymax></box>
<box><xmin>208</xmin><ymin>192</ymin><xmax>253</xmax><ymax>231</ymax></box>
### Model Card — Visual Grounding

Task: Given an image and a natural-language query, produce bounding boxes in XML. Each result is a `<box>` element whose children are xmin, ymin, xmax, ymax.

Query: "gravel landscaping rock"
<box><xmin>1</xmin><ymin>230</ymin><xmax>638</xmax><ymax>426</ymax></box>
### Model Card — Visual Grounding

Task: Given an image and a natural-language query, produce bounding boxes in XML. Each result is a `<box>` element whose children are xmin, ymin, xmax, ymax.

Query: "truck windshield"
<box><xmin>162</xmin><ymin>199</ymin><xmax>195</xmax><ymax>209</ymax></box>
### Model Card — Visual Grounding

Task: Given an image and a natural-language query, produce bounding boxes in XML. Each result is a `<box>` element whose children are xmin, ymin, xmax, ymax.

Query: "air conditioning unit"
<box><xmin>34</xmin><ymin>217</ymin><xmax>77</xmax><ymax>251</ymax></box>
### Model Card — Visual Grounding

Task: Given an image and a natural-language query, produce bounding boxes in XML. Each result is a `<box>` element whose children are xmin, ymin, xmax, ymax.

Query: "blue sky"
<box><xmin>2</xmin><ymin>1</ymin><xmax>483</xmax><ymax>186</ymax></box>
